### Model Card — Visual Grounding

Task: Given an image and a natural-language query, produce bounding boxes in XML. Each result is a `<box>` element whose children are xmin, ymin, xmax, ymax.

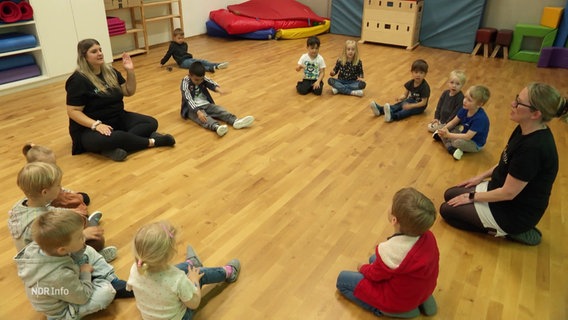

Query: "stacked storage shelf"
<box><xmin>360</xmin><ymin>0</ymin><xmax>423</xmax><ymax>50</ymax></box>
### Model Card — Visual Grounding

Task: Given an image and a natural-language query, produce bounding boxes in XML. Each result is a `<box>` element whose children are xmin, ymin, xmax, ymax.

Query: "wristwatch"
<box><xmin>469</xmin><ymin>191</ymin><xmax>476</xmax><ymax>200</ymax></box>
<box><xmin>91</xmin><ymin>120</ymin><xmax>102</xmax><ymax>131</ymax></box>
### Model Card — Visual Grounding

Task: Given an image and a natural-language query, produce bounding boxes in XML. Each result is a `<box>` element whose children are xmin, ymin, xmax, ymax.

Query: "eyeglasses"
<box><xmin>513</xmin><ymin>95</ymin><xmax>537</xmax><ymax>111</ymax></box>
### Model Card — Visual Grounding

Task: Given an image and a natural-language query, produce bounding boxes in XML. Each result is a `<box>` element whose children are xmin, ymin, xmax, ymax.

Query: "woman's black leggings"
<box><xmin>439</xmin><ymin>186</ymin><xmax>488</xmax><ymax>234</ymax></box>
<box><xmin>80</xmin><ymin>111</ymin><xmax>158</xmax><ymax>153</ymax></box>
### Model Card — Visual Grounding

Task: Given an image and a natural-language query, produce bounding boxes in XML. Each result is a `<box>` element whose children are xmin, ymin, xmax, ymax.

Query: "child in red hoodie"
<box><xmin>336</xmin><ymin>187</ymin><xmax>439</xmax><ymax>318</ymax></box>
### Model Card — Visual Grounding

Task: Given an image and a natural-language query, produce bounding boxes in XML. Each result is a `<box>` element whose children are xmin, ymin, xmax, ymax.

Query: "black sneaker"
<box><xmin>507</xmin><ymin>227</ymin><xmax>542</xmax><ymax>246</ymax></box>
<box><xmin>447</xmin><ymin>146</ymin><xmax>457</xmax><ymax>155</ymax></box>
<box><xmin>151</xmin><ymin>132</ymin><xmax>176</xmax><ymax>147</ymax></box>
<box><xmin>432</xmin><ymin>130</ymin><xmax>442</xmax><ymax>142</ymax></box>
<box><xmin>78</xmin><ymin>192</ymin><xmax>90</xmax><ymax>205</ymax></box>
<box><xmin>101</xmin><ymin>148</ymin><xmax>127</xmax><ymax>161</ymax></box>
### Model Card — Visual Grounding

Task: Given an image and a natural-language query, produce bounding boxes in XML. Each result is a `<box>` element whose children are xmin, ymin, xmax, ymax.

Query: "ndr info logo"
<box><xmin>32</xmin><ymin>282</ymin><xmax>69</xmax><ymax>296</ymax></box>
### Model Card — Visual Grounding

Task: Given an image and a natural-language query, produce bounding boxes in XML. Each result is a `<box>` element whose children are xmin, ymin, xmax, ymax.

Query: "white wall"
<box><xmin>184</xmin><ymin>0</ymin><xmax>243</xmax><ymax>37</ymax></box>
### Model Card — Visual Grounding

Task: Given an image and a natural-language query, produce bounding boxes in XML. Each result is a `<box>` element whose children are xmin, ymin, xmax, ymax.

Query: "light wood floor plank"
<box><xmin>0</xmin><ymin>33</ymin><xmax>567</xmax><ymax>319</ymax></box>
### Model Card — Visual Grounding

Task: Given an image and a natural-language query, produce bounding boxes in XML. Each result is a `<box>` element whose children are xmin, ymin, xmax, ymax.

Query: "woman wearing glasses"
<box><xmin>439</xmin><ymin>83</ymin><xmax>567</xmax><ymax>245</ymax></box>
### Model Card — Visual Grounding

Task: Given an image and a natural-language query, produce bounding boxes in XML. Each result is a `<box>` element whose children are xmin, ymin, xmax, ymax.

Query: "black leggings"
<box><xmin>296</xmin><ymin>79</ymin><xmax>323</xmax><ymax>95</ymax></box>
<box><xmin>439</xmin><ymin>186</ymin><xmax>489</xmax><ymax>234</ymax></box>
<box><xmin>81</xmin><ymin>111</ymin><xmax>158</xmax><ymax>153</ymax></box>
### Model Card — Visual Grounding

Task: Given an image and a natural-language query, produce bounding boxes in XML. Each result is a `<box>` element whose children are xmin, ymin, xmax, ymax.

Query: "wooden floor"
<box><xmin>0</xmin><ymin>33</ymin><xmax>567</xmax><ymax>320</ymax></box>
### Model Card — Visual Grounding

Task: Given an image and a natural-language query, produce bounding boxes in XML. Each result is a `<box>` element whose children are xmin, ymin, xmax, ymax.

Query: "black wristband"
<box><xmin>469</xmin><ymin>191</ymin><xmax>476</xmax><ymax>200</ymax></box>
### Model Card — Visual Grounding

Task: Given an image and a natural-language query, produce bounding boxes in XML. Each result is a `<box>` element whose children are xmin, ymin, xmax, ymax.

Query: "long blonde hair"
<box><xmin>339</xmin><ymin>40</ymin><xmax>360</xmax><ymax>66</ymax></box>
<box><xmin>133</xmin><ymin>221</ymin><xmax>178</xmax><ymax>274</ymax></box>
<box><xmin>76</xmin><ymin>39</ymin><xmax>120</xmax><ymax>94</ymax></box>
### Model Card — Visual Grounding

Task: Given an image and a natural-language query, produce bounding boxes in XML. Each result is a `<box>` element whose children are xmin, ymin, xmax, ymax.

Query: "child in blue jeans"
<box><xmin>370</xmin><ymin>59</ymin><xmax>430</xmax><ymax>122</ymax></box>
<box><xmin>336</xmin><ymin>188</ymin><xmax>439</xmax><ymax>318</ymax></box>
<box><xmin>160</xmin><ymin>28</ymin><xmax>228</xmax><ymax>72</ymax></box>
<box><xmin>127</xmin><ymin>221</ymin><xmax>241</xmax><ymax>320</ymax></box>
<box><xmin>328</xmin><ymin>40</ymin><xmax>366</xmax><ymax>97</ymax></box>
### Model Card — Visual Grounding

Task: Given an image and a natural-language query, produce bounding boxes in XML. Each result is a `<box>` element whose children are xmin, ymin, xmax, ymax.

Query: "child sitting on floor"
<box><xmin>336</xmin><ymin>187</ymin><xmax>439</xmax><ymax>318</ymax></box>
<box><xmin>427</xmin><ymin>70</ymin><xmax>466</xmax><ymax>132</ymax></box>
<box><xmin>8</xmin><ymin>162</ymin><xmax>116</xmax><ymax>261</ymax></box>
<box><xmin>328</xmin><ymin>39</ymin><xmax>366</xmax><ymax>97</ymax></box>
<box><xmin>15</xmin><ymin>210</ymin><xmax>132</xmax><ymax>319</ymax></box>
<box><xmin>160</xmin><ymin>28</ymin><xmax>228</xmax><ymax>72</ymax></box>
<box><xmin>180</xmin><ymin>61</ymin><xmax>254</xmax><ymax>137</ymax></box>
<box><xmin>370</xmin><ymin>59</ymin><xmax>430</xmax><ymax>122</ymax></box>
<box><xmin>127</xmin><ymin>221</ymin><xmax>241</xmax><ymax>320</ymax></box>
<box><xmin>22</xmin><ymin>143</ymin><xmax>91</xmax><ymax>216</ymax></box>
<box><xmin>433</xmin><ymin>85</ymin><xmax>491</xmax><ymax>160</ymax></box>
<box><xmin>296</xmin><ymin>36</ymin><xmax>326</xmax><ymax>95</ymax></box>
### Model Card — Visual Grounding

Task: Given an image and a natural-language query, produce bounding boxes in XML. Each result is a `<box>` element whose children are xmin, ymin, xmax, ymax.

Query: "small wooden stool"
<box><xmin>471</xmin><ymin>28</ymin><xmax>498</xmax><ymax>58</ymax></box>
<box><xmin>491</xmin><ymin>29</ymin><xmax>514</xmax><ymax>59</ymax></box>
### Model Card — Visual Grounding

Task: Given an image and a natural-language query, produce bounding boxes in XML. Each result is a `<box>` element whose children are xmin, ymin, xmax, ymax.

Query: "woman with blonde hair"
<box><xmin>440</xmin><ymin>82</ymin><xmax>567</xmax><ymax>245</ymax></box>
<box><xmin>65</xmin><ymin>39</ymin><xmax>175</xmax><ymax>161</ymax></box>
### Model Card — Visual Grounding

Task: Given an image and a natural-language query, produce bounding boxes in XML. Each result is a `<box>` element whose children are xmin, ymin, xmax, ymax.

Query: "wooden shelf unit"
<box><xmin>140</xmin><ymin>0</ymin><xmax>184</xmax><ymax>53</ymax></box>
<box><xmin>106</xmin><ymin>5</ymin><xmax>148</xmax><ymax>60</ymax></box>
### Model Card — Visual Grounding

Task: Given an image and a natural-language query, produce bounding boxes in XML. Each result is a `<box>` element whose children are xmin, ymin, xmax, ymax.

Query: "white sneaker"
<box><xmin>453</xmin><ymin>148</ymin><xmax>464</xmax><ymax>160</ymax></box>
<box><xmin>233</xmin><ymin>116</ymin><xmax>254</xmax><ymax>129</ymax></box>
<box><xmin>351</xmin><ymin>90</ymin><xmax>363</xmax><ymax>97</ymax></box>
<box><xmin>99</xmin><ymin>246</ymin><xmax>117</xmax><ymax>263</ymax></box>
<box><xmin>383</xmin><ymin>103</ymin><xmax>392</xmax><ymax>122</ymax></box>
<box><xmin>87</xmin><ymin>211</ymin><xmax>103</xmax><ymax>226</ymax></box>
<box><xmin>216</xmin><ymin>125</ymin><xmax>228</xmax><ymax>137</ymax></box>
<box><xmin>216</xmin><ymin>62</ymin><xmax>229</xmax><ymax>69</ymax></box>
<box><xmin>369</xmin><ymin>101</ymin><xmax>382</xmax><ymax>116</ymax></box>
<box><xmin>331</xmin><ymin>87</ymin><xmax>338</xmax><ymax>95</ymax></box>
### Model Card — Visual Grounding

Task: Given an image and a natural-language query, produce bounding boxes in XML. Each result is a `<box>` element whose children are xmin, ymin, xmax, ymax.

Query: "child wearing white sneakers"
<box><xmin>433</xmin><ymin>85</ymin><xmax>491</xmax><ymax>160</ymax></box>
<box><xmin>328</xmin><ymin>40</ymin><xmax>366</xmax><ymax>97</ymax></box>
<box><xmin>427</xmin><ymin>70</ymin><xmax>466</xmax><ymax>132</ymax></box>
<box><xmin>370</xmin><ymin>59</ymin><xmax>430</xmax><ymax>122</ymax></box>
<box><xmin>180</xmin><ymin>61</ymin><xmax>254</xmax><ymax>137</ymax></box>
<box><xmin>9</xmin><ymin>162</ymin><xmax>117</xmax><ymax>262</ymax></box>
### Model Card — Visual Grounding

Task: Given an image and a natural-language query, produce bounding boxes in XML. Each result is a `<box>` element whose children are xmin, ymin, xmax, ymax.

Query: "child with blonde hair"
<box><xmin>22</xmin><ymin>143</ymin><xmax>91</xmax><ymax>216</ymax></box>
<box><xmin>127</xmin><ymin>221</ymin><xmax>241</xmax><ymax>320</ymax></box>
<box><xmin>8</xmin><ymin>162</ymin><xmax>117</xmax><ymax>261</ymax></box>
<box><xmin>433</xmin><ymin>85</ymin><xmax>491</xmax><ymax>160</ymax></box>
<box><xmin>328</xmin><ymin>39</ymin><xmax>366</xmax><ymax>97</ymax></box>
<box><xmin>336</xmin><ymin>187</ymin><xmax>439</xmax><ymax>318</ymax></box>
<box><xmin>14</xmin><ymin>210</ymin><xmax>132</xmax><ymax>319</ymax></box>
<box><xmin>427</xmin><ymin>70</ymin><xmax>466</xmax><ymax>132</ymax></box>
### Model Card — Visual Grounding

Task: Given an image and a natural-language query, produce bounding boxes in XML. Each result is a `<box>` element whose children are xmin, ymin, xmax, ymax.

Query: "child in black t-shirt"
<box><xmin>370</xmin><ymin>59</ymin><xmax>431</xmax><ymax>122</ymax></box>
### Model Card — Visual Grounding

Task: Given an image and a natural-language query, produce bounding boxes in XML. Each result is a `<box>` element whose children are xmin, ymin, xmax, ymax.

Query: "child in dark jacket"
<box><xmin>336</xmin><ymin>187</ymin><xmax>439</xmax><ymax>318</ymax></box>
<box><xmin>180</xmin><ymin>62</ymin><xmax>254</xmax><ymax>137</ymax></box>
<box><xmin>160</xmin><ymin>28</ymin><xmax>228</xmax><ymax>72</ymax></box>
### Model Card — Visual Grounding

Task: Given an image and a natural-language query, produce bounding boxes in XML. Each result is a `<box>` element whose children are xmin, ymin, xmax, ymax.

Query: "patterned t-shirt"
<box><xmin>332</xmin><ymin>59</ymin><xmax>364</xmax><ymax>81</ymax></box>
<box><xmin>298</xmin><ymin>53</ymin><xmax>326</xmax><ymax>80</ymax></box>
